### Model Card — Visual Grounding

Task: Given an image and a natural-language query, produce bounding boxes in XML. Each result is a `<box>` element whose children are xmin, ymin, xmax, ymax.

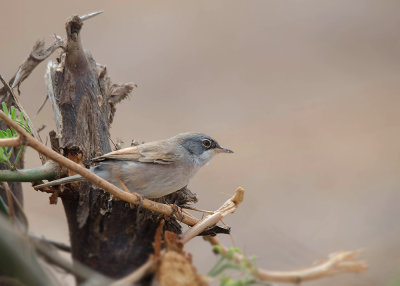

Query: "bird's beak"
<box><xmin>215</xmin><ymin>146</ymin><xmax>234</xmax><ymax>154</ymax></box>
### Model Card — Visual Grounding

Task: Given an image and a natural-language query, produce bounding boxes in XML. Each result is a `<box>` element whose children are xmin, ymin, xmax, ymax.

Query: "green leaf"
<box><xmin>226</xmin><ymin>247</ymin><xmax>241</xmax><ymax>259</ymax></box>
<box><xmin>6</xmin><ymin>148</ymin><xmax>13</xmax><ymax>161</ymax></box>
<box><xmin>10</xmin><ymin>106</ymin><xmax>16</xmax><ymax>120</ymax></box>
<box><xmin>24</xmin><ymin>118</ymin><xmax>31</xmax><ymax>133</ymax></box>
<box><xmin>10</xmin><ymin>128</ymin><xmax>17</xmax><ymax>137</ymax></box>
<box><xmin>6</xmin><ymin>129</ymin><xmax>12</xmax><ymax>138</ymax></box>
<box><xmin>2</xmin><ymin>102</ymin><xmax>9</xmax><ymax>117</ymax></box>
<box><xmin>0</xmin><ymin>152</ymin><xmax>5</xmax><ymax>163</ymax></box>
<box><xmin>213</xmin><ymin>245</ymin><xmax>223</xmax><ymax>254</ymax></box>
<box><xmin>18</xmin><ymin>112</ymin><xmax>23</xmax><ymax>122</ymax></box>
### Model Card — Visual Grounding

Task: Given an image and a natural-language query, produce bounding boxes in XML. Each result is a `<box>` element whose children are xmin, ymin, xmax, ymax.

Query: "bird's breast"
<box><xmin>97</xmin><ymin>160</ymin><xmax>196</xmax><ymax>198</ymax></box>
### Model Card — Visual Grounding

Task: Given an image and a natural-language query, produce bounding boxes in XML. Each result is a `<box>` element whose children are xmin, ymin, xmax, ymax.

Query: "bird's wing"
<box><xmin>92</xmin><ymin>141</ymin><xmax>180</xmax><ymax>165</ymax></box>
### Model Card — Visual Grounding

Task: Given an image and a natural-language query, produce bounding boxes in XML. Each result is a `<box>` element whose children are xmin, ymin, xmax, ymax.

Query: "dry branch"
<box><xmin>10</xmin><ymin>37</ymin><xmax>64</xmax><ymax>89</ymax></box>
<box><xmin>0</xmin><ymin>136</ymin><xmax>21</xmax><ymax>147</ymax></box>
<box><xmin>180</xmin><ymin>187</ymin><xmax>244</xmax><ymax>244</ymax></box>
<box><xmin>206</xmin><ymin>236</ymin><xmax>367</xmax><ymax>284</ymax></box>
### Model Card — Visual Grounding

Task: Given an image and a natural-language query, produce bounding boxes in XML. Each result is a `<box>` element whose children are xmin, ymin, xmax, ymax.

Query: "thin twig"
<box><xmin>205</xmin><ymin>236</ymin><xmax>367</xmax><ymax>283</ymax></box>
<box><xmin>34</xmin><ymin>95</ymin><xmax>48</xmax><ymax>118</ymax></box>
<box><xmin>180</xmin><ymin>187</ymin><xmax>244</xmax><ymax>244</ymax></box>
<box><xmin>0</xmin><ymin>136</ymin><xmax>21</xmax><ymax>147</ymax></box>
<box><xmin>1</xmin><ymin>182</ymin><xmax>15</xmax><ymax>220</ymax></box>
<box><xmin>110</xmin><ymin>259</ymin><xmax>154</xmax><ymax>286</ymax></box>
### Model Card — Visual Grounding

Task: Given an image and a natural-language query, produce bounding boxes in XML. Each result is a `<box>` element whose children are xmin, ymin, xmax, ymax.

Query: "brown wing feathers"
<box><xmin>92</xmin><ymin>141</ymin><xmax>179</xmax><ymax>164</ymax></box>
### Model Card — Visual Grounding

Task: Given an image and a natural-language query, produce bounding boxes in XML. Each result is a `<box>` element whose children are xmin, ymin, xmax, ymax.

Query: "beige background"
<box><xmin>1</xmin><ymin>1</ymin><xmax>400</xmax><ymax>285</ymax></box>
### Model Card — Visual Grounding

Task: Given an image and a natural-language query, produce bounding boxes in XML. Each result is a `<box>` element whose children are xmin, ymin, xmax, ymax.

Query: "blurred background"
<box><xmin>1</xmin><ymin>0</ymin><xmax>400</xmax><ymax>285</ymax></box>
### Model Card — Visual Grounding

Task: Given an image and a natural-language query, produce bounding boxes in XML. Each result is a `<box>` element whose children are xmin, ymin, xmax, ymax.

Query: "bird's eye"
<box><xmin>202</xmin><ymin>139</ymin><xmax>212</xmax><ymax>148</ymax></box>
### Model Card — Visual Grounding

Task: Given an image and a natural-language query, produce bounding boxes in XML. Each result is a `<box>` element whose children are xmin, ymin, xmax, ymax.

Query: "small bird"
<box><xmin>35</xmin><ymin>133</ymin><xmax>233</xmax><ymax>198</ymax></box>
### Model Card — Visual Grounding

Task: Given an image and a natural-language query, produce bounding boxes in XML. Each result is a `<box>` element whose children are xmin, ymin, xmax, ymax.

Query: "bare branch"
<box><xmin>0</xmin><ymin>136</ymin><xmax>21</xmax><ymax>147</ymax></box>
<box><xmin>205</xmin><ymin>236</ymin><xmax>367</xmax><ymax>284</ymax></box>
<box><xmin>180</xmin><ymin>187</ymin><xmax>244</xmax><ymax>244</ymax></box>
<box><xmin>11</xmin><ymin>37</ymin><xmax>64</xmax><ymax>89</ymax></box>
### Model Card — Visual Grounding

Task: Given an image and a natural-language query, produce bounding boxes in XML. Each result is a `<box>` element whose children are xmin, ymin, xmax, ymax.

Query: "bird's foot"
<box><xmin>169</xmin><ymin>204</ymin><xmax>184</xmax><ymax>222</ymax></box>
<box><xmin>133</xmin><ymin>192</ymin><xmax>144</xmax><ymax>209</ymax></box>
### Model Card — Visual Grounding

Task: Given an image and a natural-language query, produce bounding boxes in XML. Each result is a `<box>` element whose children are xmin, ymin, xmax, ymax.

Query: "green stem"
<box><xmin>12</xmin><ymin>145</ymin><xmax>24</xmax><ymax>169</ymax></box>
<box><xmin>0</xmin><ymin>162</ymin><xmax>60</xmax><ymax>182</ymax></box>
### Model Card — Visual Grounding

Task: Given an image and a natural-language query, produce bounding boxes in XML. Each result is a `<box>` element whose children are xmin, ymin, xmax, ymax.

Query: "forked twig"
<box><xmin>180</xmin><ymin>187</ymin><xmax>244</xmax><ymax>244</ymax></box>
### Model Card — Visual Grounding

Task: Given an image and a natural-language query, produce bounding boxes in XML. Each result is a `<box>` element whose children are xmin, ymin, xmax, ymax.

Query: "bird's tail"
<box><xmin>34</xmin><ymin>174</ymin><xmax>86</xmax><ymax>189</ymax></box>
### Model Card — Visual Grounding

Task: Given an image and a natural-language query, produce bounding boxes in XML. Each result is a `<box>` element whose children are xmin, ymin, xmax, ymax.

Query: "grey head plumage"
<box><xmin>171</xmin><ymin>132</ymin><xmax>233</xmax><ymax>167</ymax></box>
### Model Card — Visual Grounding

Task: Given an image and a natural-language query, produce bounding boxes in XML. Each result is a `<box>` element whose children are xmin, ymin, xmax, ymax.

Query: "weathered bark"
<box><xmin>46</xmin><ymin>15</ymin><xmax>194</xmax><ymax>283</ymax></box>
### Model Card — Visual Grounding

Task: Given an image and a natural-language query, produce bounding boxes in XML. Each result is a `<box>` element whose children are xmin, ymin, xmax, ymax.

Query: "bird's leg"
<box><xmin>115</xmin><ymin>177</ymin><xmax>144</xmax><ymax>225</ymax></box>
<box><xmin>169</xmin><ymin>203</ymin><xmax>184</xmax><ymax>222</ymax></box>
<box><xmin>116</xmin><ymin>177</ymin><xmax>144</xmax><ymax>208</ymax></box>
<box><xmin>135</xmin><ymin>193</ymin><xmax>144</xmax><ymax>209</ymax></box>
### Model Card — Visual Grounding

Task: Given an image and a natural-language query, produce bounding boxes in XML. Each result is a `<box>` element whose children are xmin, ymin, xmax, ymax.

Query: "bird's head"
<box><xmin>173</xmin><ymin>132</ymin><xmax>233</xmax><ymax>166</ymax></box>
